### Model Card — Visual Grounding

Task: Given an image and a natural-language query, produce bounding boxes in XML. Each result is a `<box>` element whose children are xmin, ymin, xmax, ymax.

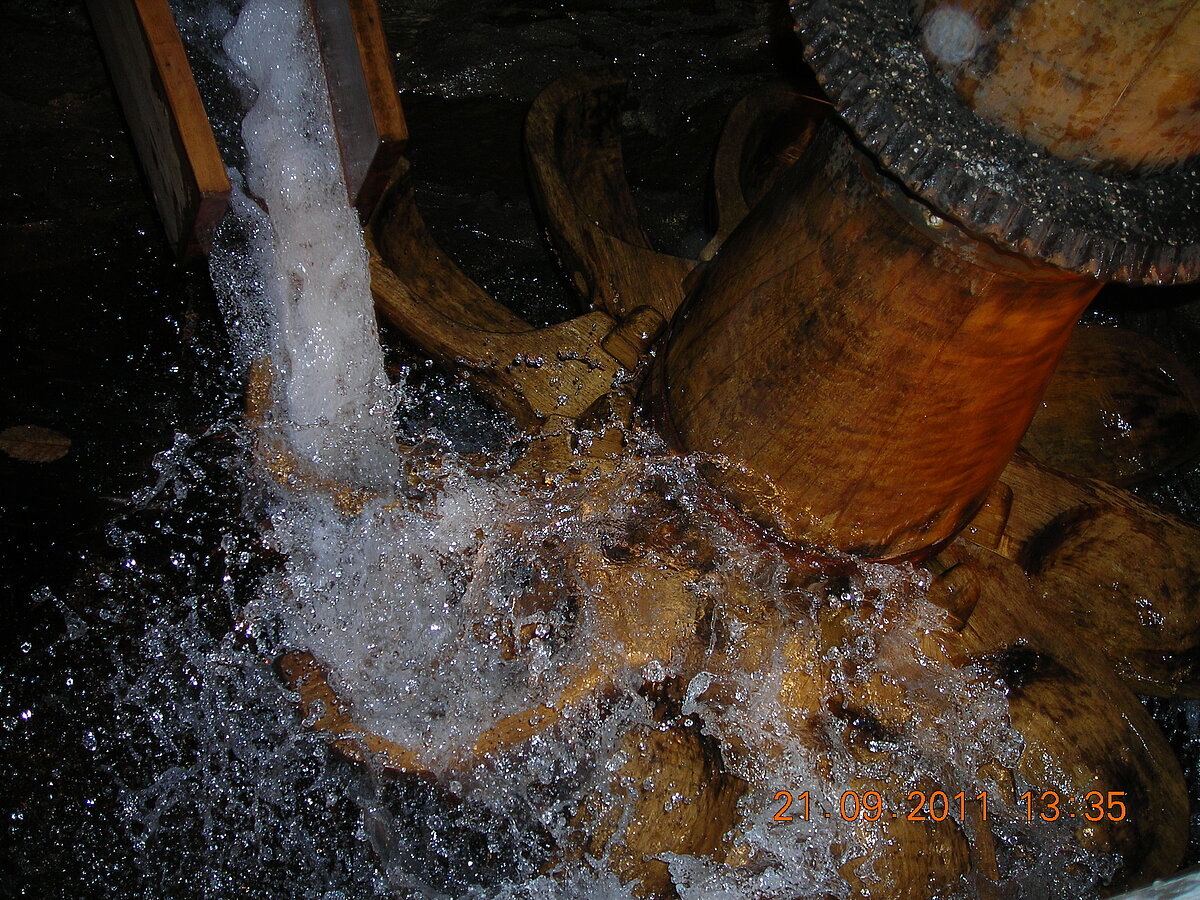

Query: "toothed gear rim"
<box><xmin>789</xmin><ymin>0</ymin><xmax>1200</xmax><ymax>285</ymax></box>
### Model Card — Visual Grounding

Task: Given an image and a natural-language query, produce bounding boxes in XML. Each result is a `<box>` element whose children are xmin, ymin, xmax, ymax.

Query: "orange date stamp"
<box><xmin>771</xmin><ymin>789</ymin><xmax>1129</xmax><ymax>823</ymax></box>
<box><xmin>772</xmin><ymin>789</ymin><xmax>988</xmax><ymax>823</ymax></box>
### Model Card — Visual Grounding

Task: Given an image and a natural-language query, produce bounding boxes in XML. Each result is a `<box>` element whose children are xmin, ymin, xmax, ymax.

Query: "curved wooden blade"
<box><xmin>371</xmin><ymin>159</ymin><xmax>532</xmax><ymax>334</ymax></box>
<box><xmin>1021</xmin><ymin>325</ymin><xmax>1200</xmax><ymax>486</ymax></box>
<box><xmin>703</xmin><ymin>81</ymin><xmax>829</xmax><ymax>261</ymax></box>
<box><xmin>368</xmin><ymin>253</ymin><xmax>627</xmax><ymax>428</ymax></box>
<box><xmin>931</xmin><ymin>540</ymin><xmax>1188</xmax><ymax>890</ymax></box>
<box><xmin>525</xmin><ymin>69</ymin><xmax>693</xmax><ymax>323</ymax></box>
<box><xmin>278</xmin><ymin>649</ymin><xmax>613</xmax><ymax>775</ymax></box>
<box><xmin>968</xmin><ymin>451</ymin><xmax>1200</xmax><ymax>697</ymax></box>
<box><xmin>367</xmin><ymin>161</ymin><xmax>639</xmax><ymax>428</ymax></box>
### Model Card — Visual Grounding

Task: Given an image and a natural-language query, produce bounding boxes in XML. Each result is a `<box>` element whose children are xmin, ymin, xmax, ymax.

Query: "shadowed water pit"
<box><xmin>6</xmin><ymin>0</ymin><xmax>1200</xmax><ymax>897</ymax></box>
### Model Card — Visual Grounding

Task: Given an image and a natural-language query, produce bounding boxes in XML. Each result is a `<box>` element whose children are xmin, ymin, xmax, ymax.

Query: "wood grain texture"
<box><xmin>85</xmin><ymin>0</ymin><xmax>230</xmax><ymax>258</ymax></box>
<box><xmin>525</xmin><ymin>69</ymin><xmax>694</xmax><ymax>324</ymax></box>
<box><xmin>262</xmin><ymin>395</ymin><xmax>1189</xmax><ymax>894</ymax></box>
<box><xmin>703</xmin><ymin>81</ymin><xmax>829</xmax><ymax>261</ymax></box>
<box><xmin>255</xmin><ymin>63</ymin><xmax>1197</xmax><ymax>895</ymax></box>
<box><xmin>917</xmin><ymin>0</ymin><xmax>1200</xmax><ymax>174</ymax></box>
<box><xmin>309</xmin><ymin>0</ymin><xmax>407</xmax><ymax>217</ymax></box>
<box><xmin>967</xmin><ymin>451</ymin><xmax>1200</xmax><ymax>697</ymax></box>
<box><xmin>1020</xmin><ymin>325</ymin><xmax>1200</xmax><ymax>485</ymax></box>
<box><xmin>689</xmin><ymin>86</ymin><xmax>1200</xmax><ymax>699</ymax></box>
<box><xmin>568</xmin><ymin>720</ymin><xmax>746</xmax><ymax>898</ymax></box>
<box><xmin>367</xmin><ymin>160</ymin><xmax>647</xmax><ymax>429</ymax></box>
<box><xmin>931</xmin><ymin>540</ymin><xmax>1189</xmax><ymax>889</ymax></box>
<box><xmin>650</xmin><ymin>119</ymin><xmax>1100</xmax><ymax>561</ymax></box>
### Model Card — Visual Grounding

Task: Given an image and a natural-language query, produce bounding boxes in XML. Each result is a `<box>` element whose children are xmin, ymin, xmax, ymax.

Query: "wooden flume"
<box><xmin>85</xmin><ymin>0</ymin><xmax>406</xmax><ymax>258</ymax></box>
<box><xmin>92</xmin><ymin>0</ymin><xmax>1200</xmax><ymax>895</ymax></box>
<box><xmin>85</xmin><ymin>0</ymin><xmax>231</xmax><ymax>259</ymax></box>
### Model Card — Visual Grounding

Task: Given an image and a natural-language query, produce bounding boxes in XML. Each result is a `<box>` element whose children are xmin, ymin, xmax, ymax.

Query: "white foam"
<box><xmin>222</xmin><ymin>0</ymin><xmax>397</xmax><ymax>490</ymax></box>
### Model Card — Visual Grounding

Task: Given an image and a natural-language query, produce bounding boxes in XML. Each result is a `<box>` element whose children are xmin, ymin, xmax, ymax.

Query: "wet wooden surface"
<box><xmin>916</xmin><ymin>0</ymin><xmax>1200</xmax><ymax>174</ymax></box>
<box><xmin>933</xmin><ymin>539</ymin><xmax>1189</xmax><ymax>886</ymax></box>
<box><xmin>1021</xmin><ymin>325</ymin><xmax>1200</xmax><ymax>485</ymax></box>
<box><xmin>9</xmin><ymin>3</ymin><xmax>1200</xmax><ymax>894</ymax></box>
<box><xmin>309</xmin><ymin>0</ymin><xmax>407</xmax><ymax>217</ymax></box>
<box><xmin>650</xmin><ymin>119</ymin><xmax>1100</xmax><ymax>560</ymax></box>
<box><xmin>967</xmin><ymin>451</ymin><xmax>1200</xmax><ymax>698</ymax></box>
<box><xmin>84</xmin><ymin>0</ymin><xmax>230</xmax><ymax>258</ymax></box>
<box><xmin>524</xmin><ymin>69</ymin><xmax>694</xmax><ymax>324</ymax></box>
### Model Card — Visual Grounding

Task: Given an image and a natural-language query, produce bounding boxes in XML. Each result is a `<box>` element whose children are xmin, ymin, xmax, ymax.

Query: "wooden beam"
<box><xmin>86</xmin><ymin>0</ymin><xmax>230</xmax><ymax>260</ymax></box>
<box><xmin>309</xmin><ymin>0</ymin><xmax>408</xmax><ymax>219</ymax></box>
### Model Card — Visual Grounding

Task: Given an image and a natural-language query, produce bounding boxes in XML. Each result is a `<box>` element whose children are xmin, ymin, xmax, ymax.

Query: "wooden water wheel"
<box><xmin>262</xmin><ymin>56</ymin><xmax>1197</xmax><ymax>894</ymax></box>
<box><xmin>94</xmin><ymin>0</ymin><xmax>1200</xmax><ymax>895</ymax></box>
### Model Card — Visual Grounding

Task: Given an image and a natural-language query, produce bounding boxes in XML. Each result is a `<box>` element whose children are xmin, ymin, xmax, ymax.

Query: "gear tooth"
<box><xmin>803</xmin><ymin>26</ymin><xmax>835</xmax><ymax>65</ymax></box>
<box><xmin>840</xmin><ymin>72</ymin><xmax>870</xmax><ymax>107</ymax></box>
<box><xmin>878</xmin><ymin>124</ymin><xmax>909</xmax><ymax>168</ymax></box>
<box><xmin>1069</xmin><ymin>235</ymin><xmax>1098</xmax><ymax>276</ymax></box>
<box><xmin>978</xmin><ymin>195</ymin><xmax>1018</xmax><ymax>240</ymax></box>
<box><xmin>1148</xmin><ymin>245</ymin><xmax>1180</xmax><ymax>286</ymax></box>
<box><xmin>1179</xmin><ymin>244</ymin><xmax>1200</xmax><ymax>283</ymax></box>
<box><xmin>919</xmin><ymin>162</ymin><xmax>952</xmax><ymax>200</ymax></box>
<box><xmin>1001</xmin><ymin>206</ymin><xmax>1031</xmax><ymax>245</ymax></box>
<box><xmin>942</xmin><ymin>170</ymin><xmax>974</xmax><ymax>218</ymax></box>
<box><xmin>819</xmin><ymin>48</ymin><xmax>854</xmax><ymax>95</ymax></box>
<box><xmin>1022</xmin><ymin>217</ymin><xmax>1054</xmax><ymax>257</ymax></box>
<box><xmin>1089</xmin><ymin>236</ymin><xmax>1118</xmax><ymax>280</ymax></box>
<box><xmin>889</xmin><ymin>127</ymin><xmax>927</xmax><ymax>173</ymax></box>
<box><xmin>973</xmin><ymin>191</ymin><xmax>1005</xmax><ymax>230</ymax></box>
<box><xmin>1133</xmin><ymin>244</ymin><xmax>1154</xmax><ymax>283</ymax></box>
<box><xmin>1114</xmin><ymin>241</ymin><xmax>1150</xmax><ymax>283</ymax></box>
<box><xmin>1039</xmin><ymin>222</ymin><xmax>1073</xmax><ymax>269</ymax></box>
<box><xmin>789</xmin><ymin>0</ymin><xmax>1199</xmax><ymax>284</ymax></box>
<box><xmin>852</xmin><ymin>99</ymin><xmax>886</xmax><ymax>148</ymax></box>
<box><xmin>860</xmin><ymin>112</ymin><xmax>896</xmax><ymax>153</ymax></box>
<box><xmin>1057</xmin><ymin>231</ymin><xmax>1090</xmax><ymax>272</ymax></box>
<box><xmin>905</xmin><ymin>156</ymin><xmax>940</xmax><ymax>192</ymax></box>
<box><xmin>956</xmin><ymin>178</ymin><xmax>988</xmax><ymax>221</ymax></box>
<box><xmin>970</xmin><ymin>192</ymin><xmax>998</xmax><ymax>231</ymax></box>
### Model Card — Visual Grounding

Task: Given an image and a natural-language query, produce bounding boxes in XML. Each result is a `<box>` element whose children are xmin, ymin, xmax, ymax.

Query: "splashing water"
<box><xmin>220</xmin><ymin>0</ymin><xmax>397</xmax><ymax>491</ymax></box>
<box><xmin>2</xmin><ymin>1</ymin><xmax>1148</xmax><ymax>898</ymax></box>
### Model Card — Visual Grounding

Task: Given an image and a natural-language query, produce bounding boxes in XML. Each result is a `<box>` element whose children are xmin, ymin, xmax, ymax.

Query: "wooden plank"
<box><xmin>310</xmin><ymin>0</ymin><xmax>408</xmax><ymax>218</ymax></box>
<box><xmin>86</xmin><ymin>0</ymin><xmax>230</xmax><ymax>260</ymax></box>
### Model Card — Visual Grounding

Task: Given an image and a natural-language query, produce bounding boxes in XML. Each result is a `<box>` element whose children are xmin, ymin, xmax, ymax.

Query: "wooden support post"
<box><xmin>309</xmin><ymin>0</ymin><xmax>408</xmax><ymax>219</ymax></box>
<box><xmin>85</xmin><ymin>0</ymin><xmax>231</xmax><ymax>260</ymax></box>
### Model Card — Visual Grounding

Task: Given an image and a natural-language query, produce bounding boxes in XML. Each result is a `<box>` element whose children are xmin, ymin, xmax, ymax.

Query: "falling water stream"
<box><xmin>5</xmin><ymin>1</ymin><xmax>1200</xmax><ymax>898</ymax></box>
